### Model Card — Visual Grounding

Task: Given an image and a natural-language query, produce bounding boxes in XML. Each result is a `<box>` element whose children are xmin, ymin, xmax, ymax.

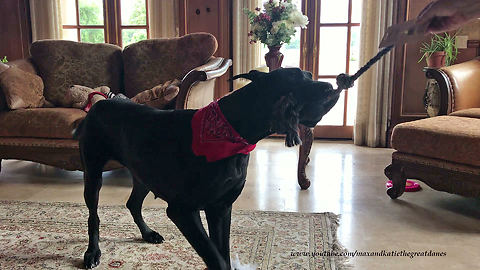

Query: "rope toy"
<box><xmin>335</xmin><ymin>45</ymin><xmax>395</xmax><ymax>91</ymax></box>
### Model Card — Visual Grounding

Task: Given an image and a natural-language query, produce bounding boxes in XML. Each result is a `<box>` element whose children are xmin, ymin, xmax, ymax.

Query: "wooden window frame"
<box><xmin>300</xmin><ymin>0</ymin><xmax>360</xmax><ymax>138</ymax></box>
<box><xmin>62</xmin><ymin>0</ymin><xmax>150</xmax><ymax>47</ymax></box>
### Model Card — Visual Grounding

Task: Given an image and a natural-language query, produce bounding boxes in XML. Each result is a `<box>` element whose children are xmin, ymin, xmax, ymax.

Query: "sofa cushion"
<box><xmin>0</xmin><ymin>108</ymin><xmax>86</xmax><ymax>139</ymax></box>
<box><xmin>0</xmin><ymin>63</ymin><xmax>45</xmax><ymax>110</ymax></box>
<box><xmin>130</xmin><ymin>79</ymin><xmax>180</xmax><ymax>109</ymax></box>
<box><xmin>30</xmin><ymin>40</ymin><xmax>123</xmax><ymax>106</ymax></box>
<box><xmin>122</xmin><ymin>32</ymin><xmax>217</xmax><ymax>98</ymax></box>
<box><xmin>391</xmin><ymin>116</ymin><xmax>480</xmax><ymax>167</ymax></box>
<box><xmin>449</xmin><ymin>108</ymin><xmax>480</xmax><ymax>119</ymax></box>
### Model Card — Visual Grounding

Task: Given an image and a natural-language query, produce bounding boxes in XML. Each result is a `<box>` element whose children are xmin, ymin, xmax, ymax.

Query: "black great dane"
<box><xmin>75</xmin><ymin>68</ymin><xmax>342</xmax><ymax>269</ymax></box>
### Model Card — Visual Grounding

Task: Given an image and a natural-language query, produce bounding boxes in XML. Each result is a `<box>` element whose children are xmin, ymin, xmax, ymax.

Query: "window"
<box><xmin>60</xmin><ymin>0</ymin><xmax>149</xmax><ymax>47</ymax></box>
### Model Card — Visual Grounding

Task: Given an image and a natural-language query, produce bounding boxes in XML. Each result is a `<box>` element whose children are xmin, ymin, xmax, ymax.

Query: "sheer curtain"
<box><xmin>30</xmin><ymin>0</ymin><xmax>63</xmax><ymax>41</ymax></box>
<box><xmin>353</xmin><ymin>0</ymin><xmax>394</xmax><ymax>147</ymax></box>
<box><xmin>232</xmin><ymin>0</ymin><xmax>262</xmax><ymax>90</ymax></box>
<box><xmin>148</xmin><ymin>0</ymin><xmax>179</xmax><ymax>38</ymax></box>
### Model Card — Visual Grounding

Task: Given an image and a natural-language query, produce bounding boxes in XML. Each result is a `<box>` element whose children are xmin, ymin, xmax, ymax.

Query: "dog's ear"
<box><xmin>270</xmin><ymin>93</ymin><xmax>302</xmax><ymax>147</ymax></box>
<box><xmin>229</xmin><ymin>70</ymin><xmax>267</xmax><ymax>82</ymax></box>
<box><xmin>303</xmin><ymin>70</ymin><xmax>313</xmax><ymax>80</ymax></box>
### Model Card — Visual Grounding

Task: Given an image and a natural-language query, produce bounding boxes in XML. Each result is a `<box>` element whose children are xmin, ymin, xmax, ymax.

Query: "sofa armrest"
<box><xmin>7</xmin><ymin>58</ymin><xmax>38</xmax><ymax>75</ymax></box>
<box><xmin>427</xmin><ymin>58</ymin><xmax>480</xmax><ymax>115</ymax></box>
<box><xmin>175</xmin><ymin>57</ymin><xmax>232</xmax><ymax>109</ymax></box>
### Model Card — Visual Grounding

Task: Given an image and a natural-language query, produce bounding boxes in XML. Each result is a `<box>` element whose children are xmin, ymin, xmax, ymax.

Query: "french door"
<box><xmin>261</xmin><ymin>0</ymin><xmax>362</xmax><ymax>138</ymax></box>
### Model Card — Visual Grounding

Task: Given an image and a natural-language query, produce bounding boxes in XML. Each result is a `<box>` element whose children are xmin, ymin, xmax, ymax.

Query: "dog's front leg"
<box><xmin>126</xmin><ymin>176</ymin><xmax>164</xmax><ymax>243</ymax></box>
<box><xmin>83</xmin><ymin>169</ymin><xmax>103</xmax><ymax>269</ymax></box>
<box><xmin>205</xmin><ymin>204</ymin><xmax>233</xmax><ymax>270</ymax></box>
<box><xmin>167</xmin><ymin>206</ymin><xmax>229</xmax><ymax>270</ymax></box>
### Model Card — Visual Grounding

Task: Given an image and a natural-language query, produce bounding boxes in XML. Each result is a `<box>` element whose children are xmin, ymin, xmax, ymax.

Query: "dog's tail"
<box><xmin>72</xmin><ymin>119</ymin><xmax>85</xmax><ymax>140</ymax></box>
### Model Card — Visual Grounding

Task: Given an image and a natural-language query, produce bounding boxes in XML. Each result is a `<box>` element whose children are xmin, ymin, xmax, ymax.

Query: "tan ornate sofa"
<box><xmin>385</xmin><ymin>58</ymin><xmax>480</xmax><ymax>199</ymax></box>
<box><xmin>0</xmin><ymin>33</ymin><xmax>231</xmax><ymax>172</ymax></box>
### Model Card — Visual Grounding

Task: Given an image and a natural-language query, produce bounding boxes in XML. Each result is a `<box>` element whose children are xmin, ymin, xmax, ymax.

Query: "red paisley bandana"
<box><xmin>191</xmin><ymin>101</ymin><xmax>256</xmax><ymax>162</ymax></box>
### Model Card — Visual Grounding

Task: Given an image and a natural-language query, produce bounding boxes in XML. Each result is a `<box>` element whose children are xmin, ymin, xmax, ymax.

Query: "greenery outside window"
<box><xmin>60</xmin><ymin>0</ymin><xmax>149</xmax><ymax>47</ymax></box>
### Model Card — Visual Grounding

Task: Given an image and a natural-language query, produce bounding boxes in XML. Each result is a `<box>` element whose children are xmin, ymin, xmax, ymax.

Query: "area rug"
<box><xmin>0</xmin><ymin>200</ymin><xmax>351</xmax><ymax>269</ymax></box>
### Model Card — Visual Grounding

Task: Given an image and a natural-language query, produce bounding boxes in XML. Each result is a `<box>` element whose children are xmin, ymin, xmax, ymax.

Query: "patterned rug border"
<box><xmin>0</xmin><ymin>200</ymin><xmax>353</xmax><ymax>269</ymax></box>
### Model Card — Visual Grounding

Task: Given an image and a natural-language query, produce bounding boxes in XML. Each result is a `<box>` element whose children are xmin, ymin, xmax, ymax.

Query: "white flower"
<box><xmin>289</xmin><ymin>10</ymin><xmax>309</xmax><ymax>28</ymax></box>
<box><xmin>266</xmin><ymin>36</ymin><xmax>275</xmax><ymax>45</ymax></box>
<box><xmin>280</xmin><ymin>1</ymin><xmax>294</xmax><ymax>10</ymax></box>
<box><xmin>264</xmin><ymin>0</ymin><xmax>279</xmax><ymax>11</ymax></box>
<box><xmin>271</xmin><ymin>20</ymin><xmax>285</xmax><ymax>34</ymax></box>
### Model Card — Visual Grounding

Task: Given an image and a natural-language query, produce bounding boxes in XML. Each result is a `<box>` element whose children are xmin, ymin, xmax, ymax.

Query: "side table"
<box><xmin>253</xmin><ymin>65</ymin><xmax>314</xmax><ymax>189</ymax></box>
<box><xmin>423</xmin><ymin>67</ymin><xmax>441</xmax><ymax>117</ymax></box>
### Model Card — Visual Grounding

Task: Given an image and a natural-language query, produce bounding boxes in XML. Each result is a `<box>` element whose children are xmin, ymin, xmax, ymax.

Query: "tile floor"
<box><xmin>1</xmin><ymin>138</ymin><xmax>479</xmax><ymax>269</ymax></box>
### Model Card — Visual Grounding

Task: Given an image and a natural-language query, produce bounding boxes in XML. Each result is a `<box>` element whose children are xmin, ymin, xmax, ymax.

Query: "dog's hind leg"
<box><xmin>167</xmin><ymin>206</ymin><xmax>229</xmax><ymax>270</ymax></box>
<box><xmin>126</xmin><ymin>176</ymin><xmax>164</xmax><ymax>243</ymax></box>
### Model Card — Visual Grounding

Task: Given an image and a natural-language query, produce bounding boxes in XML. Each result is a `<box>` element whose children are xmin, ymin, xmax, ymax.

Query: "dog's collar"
<box><xmin>191</xmin><ymin>101</ymin><xmax>256</xmax><ymax>162</ymax></box>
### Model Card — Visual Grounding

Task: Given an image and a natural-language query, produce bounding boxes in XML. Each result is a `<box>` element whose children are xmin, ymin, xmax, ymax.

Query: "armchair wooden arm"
<box><xmin>175</xmin><ymin>57</ymin><xmax>232</xmax><ymax>109</ymax></box>
<box><xmin>426</xmin><ymin>58</ymin><xmax>480</xmax><ymax>115</ymax></box>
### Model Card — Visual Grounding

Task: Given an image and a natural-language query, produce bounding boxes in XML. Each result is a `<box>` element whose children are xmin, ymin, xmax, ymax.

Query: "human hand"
<box><xmin>416</xmin><ymin>0</ymin><xmax>480</xmax><ymax>34</ymax></box>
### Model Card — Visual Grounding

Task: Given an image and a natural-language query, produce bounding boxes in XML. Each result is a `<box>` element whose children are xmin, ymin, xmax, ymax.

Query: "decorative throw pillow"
<box><xmin>30</xmin><ymin>40</ymin><xmax>123</xmax><ymax>106</ymax></box>
<box><xmin>0</xmin><ymin>63</ymin><xmax>45</xmax><ymax>110</ymax></box>
<box><xmin>122</xmin><ymin>33</ymin><xmax>217</xmax><ymax>98</ymax></box>
<box><xmin>130</xmin><ymin>79</ymin><xmax>181</xmax><ymax>109</ymax></box>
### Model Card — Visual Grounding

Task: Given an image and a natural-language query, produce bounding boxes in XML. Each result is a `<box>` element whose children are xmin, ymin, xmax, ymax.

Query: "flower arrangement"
<box><xmin>245</xmin><ymin>0</ymin><xmax>309</xmax><ymax>47</ymax></box>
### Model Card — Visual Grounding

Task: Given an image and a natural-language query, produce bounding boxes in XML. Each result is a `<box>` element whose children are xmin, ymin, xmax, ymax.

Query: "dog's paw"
<box><xmin>84</xmin><ymin>249</ymin><xmax>101</xmax><ymax>269</ymax></box>
<box><xmin>143</xmin><ymin>230</ymin><xmax>164</xmax><ymax>244</ymax></box>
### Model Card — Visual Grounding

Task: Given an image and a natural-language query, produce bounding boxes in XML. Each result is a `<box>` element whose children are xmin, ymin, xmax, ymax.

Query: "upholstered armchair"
<box><xmin>385</xmin><ymin>58</ymin><xmax>480</xmax><ymax>199</ymax></box>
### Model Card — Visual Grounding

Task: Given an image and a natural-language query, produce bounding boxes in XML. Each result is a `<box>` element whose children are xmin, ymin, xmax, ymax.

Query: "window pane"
<box><xmin>349</xmin><ymin>27</ymin><xmax>360</xmax><ymax>74</ymax></box>
<box><xmin>351</xmin><ymin>0</ymin><xmax>362</xmax><ymax>23</ymax></box>
<box><xmin>320</xmin><ymin>0</ymin><xmax>349</xmax><ymax>23</ymax></box>
<box><xmin>317</xmin><ymin>79</ymin><xmax>345</xmax><ymax>126</ymax></box>
<box><xmin>318</xmin><ymin>27</ymin><xmax>347</xmax><ymax>75</ymax></box>
<box><xmin>63</xmin><ymin>29</ymin><xmax>78</xmax><ymax>41</ymax></box>
<box><xmin>80</xmin><ymin>28</ymin><xmax>105</xmax><ymax>43</ymax></box>
<box><xmin>283</xmin><ymin>27</ymin><xmax>302</xmax><ymax>68</ymax></box>
<box><xmin>122</xmin><ymin>29</ymin><xmax>147</xmax><ymax>47</ymax></box>
<box><xmin>78</xmin><ymin>0</ymin><xmax>104</xmax><ymax>26</ymax></box>
<box><xmin>61</xmin><ymin>0</ymin><xmax>77</xmax><ymax>25</ymax></box>
<box><xmin>121</xmin><ymin>0</ymin><xmax>147</xmax><ymax>26</ymax></box>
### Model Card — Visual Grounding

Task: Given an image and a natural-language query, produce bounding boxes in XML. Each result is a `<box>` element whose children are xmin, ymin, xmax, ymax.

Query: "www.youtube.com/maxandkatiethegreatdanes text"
<box><xmin>291</xmin><ymin>250</ymin><xmax>447</xmax><ymax>259</ymax></box>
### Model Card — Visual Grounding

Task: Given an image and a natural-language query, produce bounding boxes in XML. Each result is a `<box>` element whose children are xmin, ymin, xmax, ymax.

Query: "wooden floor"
<box><xmin>1</xmin><ymin>138</ymin><xmax>479</xmax><ymax>269</ymax></box>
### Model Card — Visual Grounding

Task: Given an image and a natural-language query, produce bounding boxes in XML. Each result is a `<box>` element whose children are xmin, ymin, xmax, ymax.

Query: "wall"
<box><xmin>458</xmin><ymin>19</ymin><xmax>480</xmax><ymax>40</ymax></box>
<box><xmin>0</xmin><ymin>0</ymin><xmax>31</xmax><ymax>61</ymax></box>
<box><xmin>179</xmin><ymin>0</ymin><xmax>232</xmax><ymax>98</ymax></box>
<box><xmin>389</xmin><ymin>0</ymin><xmax>441</xmax><ymax>139</ymax></box>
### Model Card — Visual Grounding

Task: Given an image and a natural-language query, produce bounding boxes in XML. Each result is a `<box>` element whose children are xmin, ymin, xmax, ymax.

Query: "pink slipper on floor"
<box><xmin>386</xmin><ymin>180</ymin><xmax>422</xmax><ymax>192</ymax></box>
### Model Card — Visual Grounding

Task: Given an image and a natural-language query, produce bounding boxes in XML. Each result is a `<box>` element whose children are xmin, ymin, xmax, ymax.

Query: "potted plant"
<box><xmin>244</xmin><ymin>0</ymin><xmax>309</xmax><ymax>71</ymax></box>
<box><xmin>419</xmin><ymin>32</ymin><xmax>458</xmax><ymax>68</ymax></box>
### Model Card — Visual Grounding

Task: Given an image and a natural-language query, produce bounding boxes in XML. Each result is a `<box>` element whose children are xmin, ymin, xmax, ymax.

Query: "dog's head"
<box><xmin>231</xmin><ymin>68</ymin><xmax>341</xmax><ymax>147</ymax></box>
